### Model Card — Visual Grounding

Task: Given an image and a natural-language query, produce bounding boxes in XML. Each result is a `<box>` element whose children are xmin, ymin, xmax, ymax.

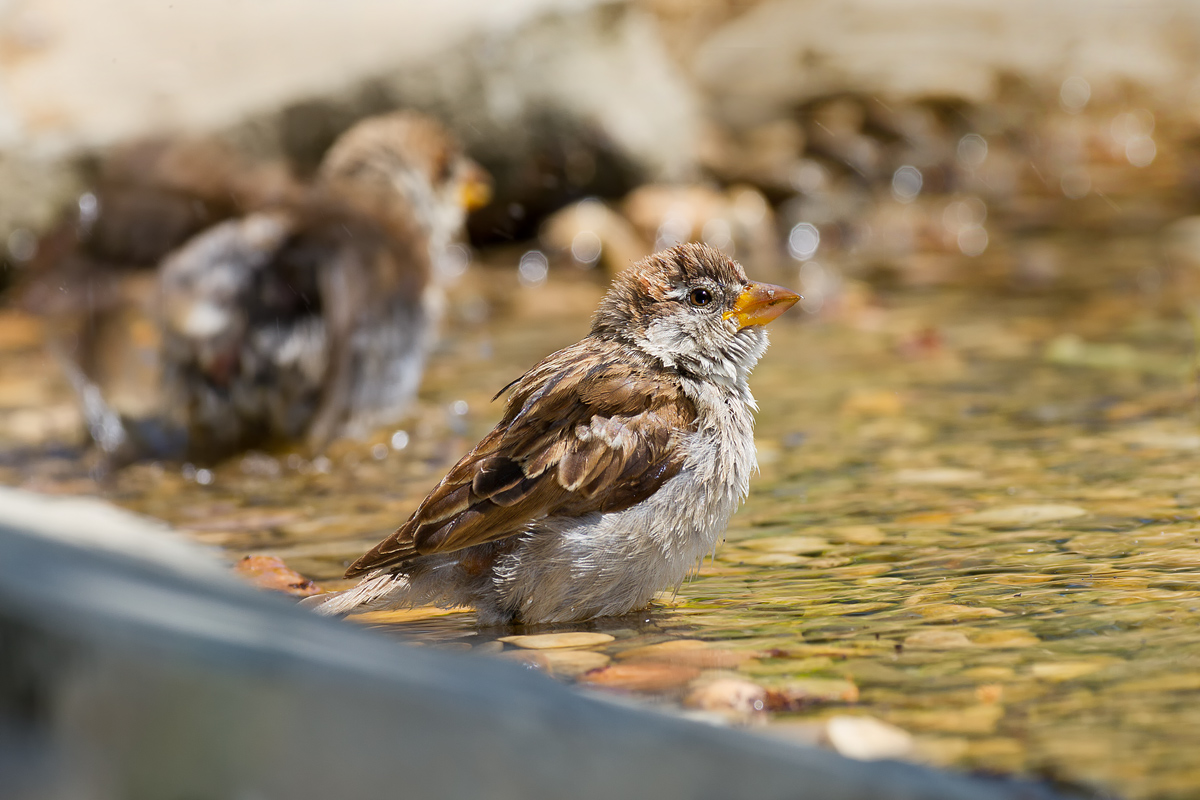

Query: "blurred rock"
<box><xmin>622</xmin><ymin>183</ymin><xmax>780</xmax><ymax>272</ymax></box>
<box><xmin>580</xmin><ymin>661</ymin><xmax>701</xmax><ymax>691</ymax></box>
<box><xmin>0</xmin><ymin>0</ymin><xmax>701</xmax><ymax>253</ymax></box>
<box><xmin>539</xmin><ymin>198</ymin><xmax>649</xmax><ymax>275</ymax></box>
<box><xmin>691</xmin><ymin>0</ymin><xmax>1200</xmax><ymax>125</ymax></box>
<box><xmin>697</xmin><ymin>118</ymin><xmax>805</xmax><ymax>195</ymax></box>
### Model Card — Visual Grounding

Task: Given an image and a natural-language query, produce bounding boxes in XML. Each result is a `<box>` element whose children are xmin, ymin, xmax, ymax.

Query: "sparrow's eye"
<box><xmin>689</xmin><ymin>288</ymin><xmax>713</xmax><ymax>307</ymax></box>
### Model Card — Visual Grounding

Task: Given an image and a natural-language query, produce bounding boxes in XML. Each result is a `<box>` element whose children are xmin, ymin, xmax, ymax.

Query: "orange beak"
<box><xmin>458</xmin><ymin>161</ymin><xmax>493</xmax><ymax>211</ymax></box>
<box><xmin>724</xmin><ymin>282</ymin><xmax>801</xmax><ymax>329</ymax></box>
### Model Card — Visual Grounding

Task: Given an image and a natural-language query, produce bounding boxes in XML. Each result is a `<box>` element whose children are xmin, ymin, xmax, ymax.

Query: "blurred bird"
<box><xmin>16</xmin><ymin>136</ymin><xmax>301</xmax><ymax>458</ymax></box>
<box><xmin>310</xmin><ymin>243</ymin><xmax>798</xmax><ymax>624</ymax></box>
<box><xmin>157</xmin><ymin>111</ymin><xmax>492</xmax><ymax>460</ymax></box>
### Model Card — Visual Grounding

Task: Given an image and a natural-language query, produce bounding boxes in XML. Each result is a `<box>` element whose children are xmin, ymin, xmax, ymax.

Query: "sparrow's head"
<box><xmin>592</xmin><ymin>243</ymin><xmax>799</xmax><ymax>386</ymax></box>
<box><xmin>318</xmin><ymin>111</ymin><xmax>491</xmax><ymax>245</ymax></box>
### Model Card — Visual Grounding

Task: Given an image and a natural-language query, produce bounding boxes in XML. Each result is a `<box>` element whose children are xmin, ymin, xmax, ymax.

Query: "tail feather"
<box><xmin>301</xmin><ymin>572</ymin><xmax>409</xmax><ymax>616</ymax></box>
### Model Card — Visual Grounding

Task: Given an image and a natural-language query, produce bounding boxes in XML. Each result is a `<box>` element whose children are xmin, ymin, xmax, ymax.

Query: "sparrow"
<box><xmin>14</xmin><ymin>136</ymin><xmax>302</xmax><ymax>459</ymax></box>
<box><xmin>156</xmin><ymin>111</ymin><xmax>493</xmax><ymax>459</ymax></box>
<box><xmin>53</xmin><ymin>111</ymin><xmax>490</xmax><ymax>462</ymax></box>
<box><xmin>310</xmin><ymin>243</ymin><xmax>799</xmax><ymax>625</ymax></box>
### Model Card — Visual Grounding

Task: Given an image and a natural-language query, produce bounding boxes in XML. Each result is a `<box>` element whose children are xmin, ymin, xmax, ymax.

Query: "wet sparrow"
<box><xmin>311</xmin><ymin>243</ymin><xmax>798</xmax><ymax>625</ymax></box>
<box><xmin>41</xmin><ymin>112</ymin><xmax>491</xmax><ymax>462</ymax></box>
<box><xmin>158</xmin><ymin>111</ymin><xmax>491</xmax><ymax>459</ymax></box>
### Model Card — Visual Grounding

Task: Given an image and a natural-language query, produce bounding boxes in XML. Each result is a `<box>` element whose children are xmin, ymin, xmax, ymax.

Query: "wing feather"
<box><xmin>342</xmin><ymin>338</ymin><xmax>696</xmax><ymax>578</ymax></box>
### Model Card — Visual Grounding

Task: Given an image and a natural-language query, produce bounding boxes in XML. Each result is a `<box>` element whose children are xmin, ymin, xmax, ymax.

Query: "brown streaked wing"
<box><xmin>343</xmin><ymin>339</ymin><xmax>696</xmax><ymax>578</ymax></box>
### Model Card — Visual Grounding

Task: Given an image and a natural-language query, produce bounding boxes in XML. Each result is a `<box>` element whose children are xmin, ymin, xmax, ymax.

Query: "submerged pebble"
<box><xmin>499</xmin><ymin>632</ymin><xmax>615</xmax><ymax>650</ymax></box>
<box><xmin>824</xmin><ymin>716</ymin><xmax>916</xmax><ymax>761</ymax></box>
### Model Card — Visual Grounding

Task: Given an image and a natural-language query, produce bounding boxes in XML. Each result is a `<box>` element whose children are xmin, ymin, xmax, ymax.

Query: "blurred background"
<box><xmin>3</xmin><ymin>2</ymin><xmax>1200</xmax><ymax>798</ymax></box>
<box><xmin>1</xmin><ymin>0</ymin><xmax>1198</xmax><ymax>294</ymax></box>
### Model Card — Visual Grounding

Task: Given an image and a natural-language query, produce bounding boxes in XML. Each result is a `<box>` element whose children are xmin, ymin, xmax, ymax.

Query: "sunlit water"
<box><xmin>2</xmin><ymin>242</ymin><xmax>1199</xmax><ymax>799</ymax></box>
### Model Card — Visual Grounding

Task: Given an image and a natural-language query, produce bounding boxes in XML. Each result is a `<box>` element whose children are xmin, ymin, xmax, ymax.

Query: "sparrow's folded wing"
<box><xmin>344</xmin><ymin>340</ymin><xmax>696</xmax><ymax>577</ymax></box>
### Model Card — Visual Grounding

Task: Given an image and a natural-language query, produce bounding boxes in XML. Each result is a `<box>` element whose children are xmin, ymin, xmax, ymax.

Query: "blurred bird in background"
<box><xmin>20</xmin><ymin>111</ymin><xmax>491</xmax><ymax>464</ymax></box>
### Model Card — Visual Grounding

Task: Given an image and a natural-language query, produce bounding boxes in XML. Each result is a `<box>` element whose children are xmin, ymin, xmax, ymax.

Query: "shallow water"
<box><xmin>3</xmin><ymin>245</ymin><xmax>1200</xmax><ymax>799</ymax></box>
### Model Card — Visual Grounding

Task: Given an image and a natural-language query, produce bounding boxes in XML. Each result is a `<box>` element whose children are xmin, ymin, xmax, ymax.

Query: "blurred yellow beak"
<box><xmin>724</xmin><ymin>282</ymin><xmax>801</xmax><ymax>329</ymax></box>
<box><xmin>459</xmin><ymin>161</ymin><xmax>493</xmax><ymax>211</ymax></box>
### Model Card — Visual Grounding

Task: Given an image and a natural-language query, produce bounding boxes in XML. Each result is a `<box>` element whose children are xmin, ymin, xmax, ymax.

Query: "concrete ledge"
<box><xmin>0</xmin><ymin>488</ymin><xmax>1081</xmax><ymax>800</ymax></box>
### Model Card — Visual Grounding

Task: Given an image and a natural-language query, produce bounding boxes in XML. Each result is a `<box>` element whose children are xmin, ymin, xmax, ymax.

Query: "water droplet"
<box><xmin>77</xmin><ymin>191</ymin><xmax>99</xmax><ymax>227</ymax></box>
<box><xmin>1111</xmin><ymin>110</ymin><xmax>1155</xmax><ymax>143</ymax></box>
<box><xmin>1059</xmin><ymin>77</ymin><xmax>1091</xmax><ymax>113</ymax></box>
<box><xmin>442</xmin><ymin>243</ymin><xmax>470</xmax><ymax>280</ymax></box>
<box><xmin>788</xmin><ymin>223</ymin><xmax>820</xmax><ymax>261</ymax></box>
<box><xmin>891</xmin><ymin>166</ymin><xmax>922</xmax><ymax>203</ymax></box>
<box><xmin>391</xmin><ymin>430</ymin><xmax>410</xmax><ymax>450</ymax></box>
<box><xmin>518</xmin><ymin>250</ymin><xmax>548</xmax><ymax>287</ymax></box>
<box><xmin>1126</xmin><ymin>136</ymin><xmax>1156</xmax><ymax>168</ymax></box>
<box><xmin>451</xmin><ymin>400</ymin><xmax>469</xmax><ymax>416</ymax></box>
<box><xmin>7</xmin><ymin>228</ymin><xmax>37</xmax><ymax>263</ymax></box>
<box><xmin>655</xmin><ymin>216</ymin><xmax>690</xmax><ymax>251</ymax></box>
<box><xmin>195</xmin><ymin>468</ymin><xmax>214</xmax><ymax>486</ymax></box>
<box><xmin>942</xmin><ymin>197</ymin><xmax>988</xmax><ymax>232</ymax></box>
<box><xmin>789</xmin><ymin>160</ymin><xmax>828</xmax><ymax>194</ymax></box>
<box><xmin>570</xmin><ymin>230</ymin><xmax>602</xmax><ymax>266</ymax></box>
<box><xmin>957</xmin><ymin>226</ymin><xmax>988</xmax><ymax>257</ymax></box>
<box><xmin>956</xmin><ymin>134</ymin><xmax>988</xmax><ymax>169</ymax></box>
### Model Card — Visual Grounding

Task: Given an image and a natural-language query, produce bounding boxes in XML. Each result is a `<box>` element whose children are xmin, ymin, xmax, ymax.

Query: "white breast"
<box><xmin>495</xmin><ymin>374</ymin><xmax>759</xmax><ymax>624</ymax></box>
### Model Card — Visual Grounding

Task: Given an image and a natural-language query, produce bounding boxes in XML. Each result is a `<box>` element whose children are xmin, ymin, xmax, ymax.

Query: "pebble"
<box><xmin>498</xmin><ymin>632</ymin><xmax>615</xmax><ymax>650</ymax></box>
<box><xmin>1030</xmin><ymin>661</ymin><xmax>1106</xmax><ymax>682</ymax></box>
<box><xmin>579</xmin><ymin>662</ymin><xmax>701</xmax><ymax>692</ymax></box>
<box><xmin>903</xmin><ymin>630</ymin><xmax>974</xmax><ymax>649</ymax></box>
<box><xmin>347</xmin><ymin>606</ymin><xmax>471</xmax><ymax>624</ymax></box>
<box><xmin>767</xmin><ymin>677</ymin><xmax>860</xmax><ymax>708</ymax></box>
<box><xmin>840</xmin><ymin>389</ymin><xmax>904</xmax><ymax>417</ymax></box>
<box><xmin>233</xmin><ymin>555</ymin><xmax>321</xmax><ymax>597</ymax></box>
<box><xmin>957</xmin><ymin>504</ymin><xmax>1087</xmax><ymax>526</ymax></box>
<box><xmin>824</xmin><ymin>715</ymin><xmax>916</xmax><ymax>761</ymax></box>
<box><xmin>972</xmin><ymin>629</ymin><xmax>1041</xmax><ymax>648</ymax></box>
<box><xmin>891</xmin><ymin>468</ymin><xmax>983</xmax><ymax>485</ymax></box>
<box><xmin>829</xmin><ymin>525</ymin><xmax>886</xmax><ymax>545</ymax></box>
<box><xmin>684</xmin><ymin>678</ymin><xmax>768</xmax><ymax>715</ymax></box>
<box><xmin>1067</xmin><ymin>533</ymin><xmax>1135</xmax><ymax>557</ymax></box>
<box><xmin>975</xmin><ymin>684</ymin><xmax>1004</xmax><ymax>704</ymax></box>
<box><xmin>989</xmin><ymin>574</ymin><xmax>1055</xmax><ymax>586</ymax></box>
<box><xmin>1117</xmin><ymin>427</ymin><xmax>1200</xmax><ymax>450</ymax></box>
<box><xmin>911</xmin><ymin>604</ymin><xmax>1005</xmax><ymax>621</ymax></box>
<box><xmin>737</xmin><ymin>535</ymin><xmax>830</xmax><ymax>554</ymax></box>
<box><xmin>727</xmin><ymin>552</ymin><xmax>810</xmax><ymax>567</ymax></box>
<box><xmin>616</xmin><ymin>639</ymin><xmax>753</xmax><ymax>669</ymax></box>
<box><xmin>892</xmin><ymin>704</ymin><xmax>1004</xmax><ymax>735</ymax></box>
<box><xmin>499</xmin><ymin>649</ymin><xmax>612</xmax><ymax>677</ymax></box>
<box><xmin>962</xmin><ymin>666</ymin><xmax>1016</xmax><ymax>680</ymax></box>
